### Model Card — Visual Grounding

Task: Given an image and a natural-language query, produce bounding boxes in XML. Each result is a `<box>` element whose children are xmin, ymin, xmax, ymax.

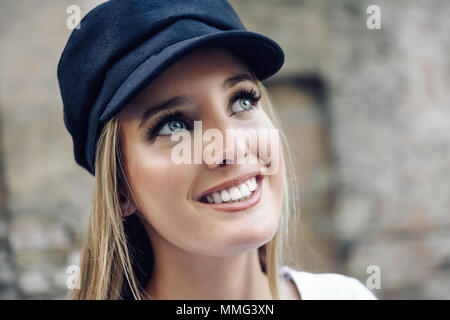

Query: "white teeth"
<box><xmin>212</xmin><ymin>192</ymin><xmax>222</xmax><ymax>203</ymax></box>
<box><xmin>239</xmin><ymin>183</ymin><xmax>250</xmax><ymax>198</ymax></box>
<box><xmin>202</xmin><ymin>176</ymin><xmax>259</xmax><ymax>204</ymax></box>
<box><xmin>229</xmin><ymin>186</ymin><xmax>241</xmax><ymax>201</ymax></box>
<box><xmin>246</xmin><ymin>178</ymin><xmax>257</xmax><ymax>192</ymax></box>
<box><xmin>220</xmin><ymin>190</ymin><xmax>231</xmax><ymax>202</ymax></box>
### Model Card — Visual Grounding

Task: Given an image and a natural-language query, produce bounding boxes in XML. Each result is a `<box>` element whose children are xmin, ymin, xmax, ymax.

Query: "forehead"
<box><xmin>119</xmin><ymin>47</ymin><xmax>251</xmax><ymax>119</ymax></box>
<box><xmin>157</xmin><ymin>47</ymin><xmax>250</xmax><ymax>85</ymax></box>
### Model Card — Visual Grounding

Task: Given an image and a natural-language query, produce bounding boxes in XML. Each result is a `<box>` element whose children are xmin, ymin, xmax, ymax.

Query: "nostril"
<box><xmin>220</xmin><ymin>158</ymin><xmax>233</xmax><ymax>166</ymax></box>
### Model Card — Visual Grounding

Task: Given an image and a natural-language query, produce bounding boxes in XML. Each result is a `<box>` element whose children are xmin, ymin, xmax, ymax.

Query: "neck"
<box><xmin>143</xmin><ymin>228</ymin><xmax>273</xmax><ymax>300</ymax></box>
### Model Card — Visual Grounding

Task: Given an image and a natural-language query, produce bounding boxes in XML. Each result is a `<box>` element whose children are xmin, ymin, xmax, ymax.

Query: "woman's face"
<box><xmin>118</xmin><ymin>47</ymin><xmax>285</xmax><ymax>257</ymax></box>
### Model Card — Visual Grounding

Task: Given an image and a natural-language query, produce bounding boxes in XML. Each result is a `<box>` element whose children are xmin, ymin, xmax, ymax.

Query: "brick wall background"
<box><xmin>0</xmin><ymin>0</ymin><xmax>449</xmax><ymax>299</ymax></box>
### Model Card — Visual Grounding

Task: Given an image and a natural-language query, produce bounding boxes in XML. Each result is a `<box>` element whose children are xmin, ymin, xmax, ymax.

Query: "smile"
<box><xmin>197</xmin><ymin>172</ymin><xmax>263</xmax><ymax>212</ymax></box>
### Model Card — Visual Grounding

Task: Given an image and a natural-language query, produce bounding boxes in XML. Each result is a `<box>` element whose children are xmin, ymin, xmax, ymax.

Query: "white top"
<box><xmin>280</xmin><ymin>265</ymin><xmax>377</xmax><ymax>300</ymax></box>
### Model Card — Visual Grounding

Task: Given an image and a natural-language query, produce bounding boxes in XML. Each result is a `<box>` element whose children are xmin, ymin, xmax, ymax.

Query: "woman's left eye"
<box><xmin>230</xmin><ymin>89</ymin><xmax>261</xmax><ymax>114</ymax></box>
<box><xmin>230</xmin><ymin>97</ymin><xmax>254</xmax><ymax>113</ymax></box>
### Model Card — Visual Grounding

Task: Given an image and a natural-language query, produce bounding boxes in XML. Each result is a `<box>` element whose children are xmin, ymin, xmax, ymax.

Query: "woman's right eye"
<box><xmin>146</xmin><ymin>110</ymin><xmax>192</xmax><ymax>142</ymax></box>
<box><xmin>157</xmin><ymin>119</ymin><xmax>188</xmax><ymax>136</ymax></box>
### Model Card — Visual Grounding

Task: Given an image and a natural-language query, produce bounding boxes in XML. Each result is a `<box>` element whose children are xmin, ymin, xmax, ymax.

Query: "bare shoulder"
<box><xmin>280</xmin><ymin>265</ymin><xmax>378</xmax><ymax>300</ymax></box>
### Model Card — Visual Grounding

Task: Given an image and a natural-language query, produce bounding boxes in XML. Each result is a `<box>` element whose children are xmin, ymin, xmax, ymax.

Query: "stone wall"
<box><xmin>0</xmin><ymin>0</ymin><xmax>102</xmax><ymax>299</ymax></box>
<box><xmin>326</xmin><ymin>0</ymin><xmax>450</xmax><ymax>299</ymax></box>
<box><xmin>232</xmin><ymin>0</ymin><xmax>450</xmax><ymax>299</ymax></box>
<box><xmin>0</xmin><ymin>0</ymin><xmax>448</xmax><ymax>299</ymax></box>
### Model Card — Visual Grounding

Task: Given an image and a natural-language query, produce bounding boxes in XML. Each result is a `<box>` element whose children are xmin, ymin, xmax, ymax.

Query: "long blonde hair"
<box><xmin>69</xmin><ymin>78</ymin><xmax>301</xmax><ymax>300</ymax></box>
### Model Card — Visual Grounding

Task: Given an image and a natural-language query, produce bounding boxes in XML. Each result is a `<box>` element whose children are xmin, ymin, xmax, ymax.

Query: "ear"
<box><xmin>119</xmin><ymin>192</ymin><xmax>137</xmax><ymax>217</ymax></box>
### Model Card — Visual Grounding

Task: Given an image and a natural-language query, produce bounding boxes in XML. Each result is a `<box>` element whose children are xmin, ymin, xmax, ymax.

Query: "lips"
<box><xmin>197</xmin><ymin>175</ymin><xmax>264</xmax><ymax>212</ymax></box>
<box><xmin>196</xmin><ymin>170</ymin><xmax>262</xmax><ymax>202</ymax></box>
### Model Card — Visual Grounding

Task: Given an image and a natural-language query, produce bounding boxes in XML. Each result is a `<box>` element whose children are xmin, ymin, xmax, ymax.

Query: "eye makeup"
<box><xmin>145</xmin><ymin>87</ymin><xmax>262</xmax><ymax>142</ymax></box>
<box><xmin>228</xmin><ymin>88</ymin><xmax>262</xmax><ymax>115</ymax></box>
<box><xmin>145</xmin><ymin>110</ymin><xmax>193</xmax><ymax>142</ymax></box>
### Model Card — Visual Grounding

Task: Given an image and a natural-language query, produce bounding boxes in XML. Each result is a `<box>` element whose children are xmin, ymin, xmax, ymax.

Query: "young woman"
<box><xmin>57</xmin><ymin>0</ymin><xmax>376</xmax><ymax>300</ymax></box>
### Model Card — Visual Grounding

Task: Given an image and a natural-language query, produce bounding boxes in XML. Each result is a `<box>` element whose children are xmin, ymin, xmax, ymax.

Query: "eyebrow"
<box><xmin>138</xmin><ymin>73</ymin><xmax>256</xmax><ymax>129</ymax></box>
<box><xmin>222</xmin><ymin>73</ymin><xmax>256</xmax><ymax>90</ymax></box>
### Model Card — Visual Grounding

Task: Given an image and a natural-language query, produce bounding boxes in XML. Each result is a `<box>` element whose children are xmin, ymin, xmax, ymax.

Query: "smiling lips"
<box><xmin>197</xmin><ymin>173</ymin><xmax>263</xmax><ymax>212</ymax></box>
<box><xmin>203</xmin><ymin>176</ymin><xmax>258</xmax><ymax>204</ymax></box>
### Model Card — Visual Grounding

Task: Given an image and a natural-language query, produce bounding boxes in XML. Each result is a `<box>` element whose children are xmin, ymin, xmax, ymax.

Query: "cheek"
<box><xmin>241</xmin><ymin>113</ymin><xmax>286</xmax><ymax>229</ymax></box>
<box><xmin>259</xmin><ymin>114</ymin><xmax>285</xmax><ymax>217</ymax></box>
<box><xmin>126</xmin><ymin>145</ymin><xmax>193</xmax><ymax>223</ymax></box>
<box><xmin>243</xmin><ymin>112</ymin><xmax>283</xmax><ymax>178</ymax></box>
<box><xmin>273</xmin><ymin>144</ymin><xmax>285</xmax><ymax>206</ymax></box>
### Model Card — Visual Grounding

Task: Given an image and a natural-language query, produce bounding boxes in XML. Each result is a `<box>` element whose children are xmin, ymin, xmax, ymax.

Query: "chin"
<box><xmin>215</xmin><ymin>217</ymin><xmax>279</xmax><ymax>256</ymax></box>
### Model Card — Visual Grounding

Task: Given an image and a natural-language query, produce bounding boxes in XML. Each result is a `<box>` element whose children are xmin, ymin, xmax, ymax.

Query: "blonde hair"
<box><xmin>69</xmin><ymin>78</ymin><xmax>301</xmax><ymax>300</ymax></box>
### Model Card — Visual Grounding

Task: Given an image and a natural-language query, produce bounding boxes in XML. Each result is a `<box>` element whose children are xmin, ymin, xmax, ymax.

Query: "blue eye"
<box><xmin>157</xmin><ymin>119</ymin><xmax>187</xmax><ymax>135</ymax></box>
<box><xmin>230</xmin><ymin>97</ymin><xmax>254</xmax><ymax>113</ymax></box>
<box><xmin>229</xmin><ymin>88</ymin><xmax>261</xmax><ymax>115</ymax></box>
<box><xmin>146</xmin><ymin>110</ymin><xmax>191</xmax><ymax>141</ymax></box>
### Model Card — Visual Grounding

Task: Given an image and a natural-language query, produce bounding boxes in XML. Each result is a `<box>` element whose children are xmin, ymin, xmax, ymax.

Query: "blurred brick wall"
<box><xmin>231</xmin><ymin>0</ymin><xmax>450</xmax><ymax>299</ymax></box>
<box><xmin>326</xmin><ymin>0</ymin><xmax>450</xmax><ymax>299</ymax></box>
<box><xmin>0</xmin><ymin>0</ymin><xmax>449</xmax><ymax>299</ymax></box>
<box><xmin>0</xmin><ymin>0</ymin><xmax>102</xmax><ymax>299</ymax></box>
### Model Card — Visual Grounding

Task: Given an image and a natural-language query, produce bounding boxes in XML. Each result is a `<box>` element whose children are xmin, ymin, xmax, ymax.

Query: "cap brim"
<box><xmin>99</xmin><ymin>30</ymin><xmax>284</xmax><ymax>123</ymax></box>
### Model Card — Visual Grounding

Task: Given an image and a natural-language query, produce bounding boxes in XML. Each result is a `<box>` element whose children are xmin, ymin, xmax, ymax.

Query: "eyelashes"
<box><xmin>145</xmin><ymin>87</ymin><xmax>262</xmax><ymax>142</ymax></box>
<box><xmin>146</xmin><ymin>110</ymin><xmax>192</xmax><ymax>141</ymax></box>
<box><xmin>228</xmin><ymin>88</ymin><xmax>262</xmax><ymax>115</ymax></box>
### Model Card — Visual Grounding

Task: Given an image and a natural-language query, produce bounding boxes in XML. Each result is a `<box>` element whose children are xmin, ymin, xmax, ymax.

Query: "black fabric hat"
<box><xmin>57</xmin><ymin>0</ymin><xmax>285</xmax><ymax>175</ymax></box>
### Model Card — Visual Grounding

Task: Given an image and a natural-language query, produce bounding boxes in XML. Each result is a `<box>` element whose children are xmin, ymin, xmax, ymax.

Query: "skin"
<box><xmin>117</xmin><ymin>47</ymin><xmax>300</xmax><ymax>299</ymax></box>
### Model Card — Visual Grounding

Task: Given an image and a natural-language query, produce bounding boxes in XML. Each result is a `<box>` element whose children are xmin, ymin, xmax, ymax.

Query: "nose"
<box><xmin>201</xmin><ymin>115</ymin><xmax>249</xmax><ymax>171</ymax></box>
<box><xmin>205</xmin><ymin>135</ymin><xmax>249</xmax><ymax>170</ymax></box>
